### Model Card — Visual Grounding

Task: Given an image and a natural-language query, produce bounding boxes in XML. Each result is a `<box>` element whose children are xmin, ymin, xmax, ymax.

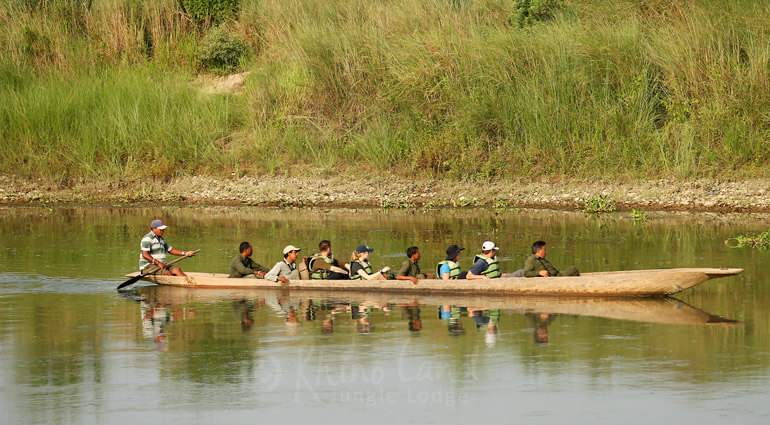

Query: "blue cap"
<box><xmin>150</xmin><ymin>219</ymin><xmax>168</xmax><ymax>229</ymax></box>
<box><xmin>355</xmin><ymin>244</ymin><xmax>374</xmax><ymax>254</ymax></box>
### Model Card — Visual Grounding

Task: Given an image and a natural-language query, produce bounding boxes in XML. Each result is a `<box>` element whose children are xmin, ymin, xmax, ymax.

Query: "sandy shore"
<box><xmin>1</xmin><ymin>174</ymin><xmax>768</xmax><ymax>212</ymax></box>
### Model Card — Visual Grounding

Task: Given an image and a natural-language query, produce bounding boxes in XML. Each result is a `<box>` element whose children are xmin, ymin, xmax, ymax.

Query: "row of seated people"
<box><xmin>229</xmin><ymin>240</ymin><xmax>579</xmax><ymax>283</ymax></box>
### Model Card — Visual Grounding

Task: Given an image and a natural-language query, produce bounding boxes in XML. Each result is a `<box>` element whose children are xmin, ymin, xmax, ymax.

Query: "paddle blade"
<box><xmin>117</xmin><ymin>274</ymin><xmax>144</xmax><ymax>290</ymax></box>
<box><xmin>117</xmin><ymin>264</ymin><xmax>161</xmax><ymax>290</ymax></box>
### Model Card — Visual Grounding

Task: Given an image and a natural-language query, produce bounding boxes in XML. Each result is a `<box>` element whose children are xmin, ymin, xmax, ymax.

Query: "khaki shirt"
<box><xmin>523</xmin><ymin>254</ymin><xmax>560</xmax><ymax>277</ymax></box>
<box><xmin>229</xmin><ymin>255</ymin><xmax>269</xmax><ymax>278</ymax></box>
<box><xmin>397</xmin><ymin>258</ymin><xmax>427</xmax><ymax>279</ymax></box>
<box><xmin>310</xmin><ymin>255</ymin><xmax>342</xmax><ymax>272</ymax></box>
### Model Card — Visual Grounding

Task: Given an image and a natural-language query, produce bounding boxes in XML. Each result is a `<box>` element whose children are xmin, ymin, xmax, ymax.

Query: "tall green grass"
<box><xmin>0</xmin><ymin>64</ymin><xmax>240</xmax><ymax>180</ymax></box>
<box><xmin>1</xmin><ymin>0</ymin><xmax>768</xmax><ymax>181</ymax></box>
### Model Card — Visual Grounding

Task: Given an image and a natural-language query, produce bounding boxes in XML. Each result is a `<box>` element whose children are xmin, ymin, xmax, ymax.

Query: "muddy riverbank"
<box><xmin>1</xmin><ymin>174</ymin><xmax>768</xmax><ymax>212</ymax></box>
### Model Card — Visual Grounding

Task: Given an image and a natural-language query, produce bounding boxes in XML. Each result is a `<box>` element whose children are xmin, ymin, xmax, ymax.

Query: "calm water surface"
<box><xmin>0</xmin><ymin>206</ymin><xmax>768</xmax><ymax>424</ymax></box>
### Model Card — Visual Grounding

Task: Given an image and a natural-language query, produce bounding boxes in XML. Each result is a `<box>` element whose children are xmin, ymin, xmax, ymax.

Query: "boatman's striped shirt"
<box><xmin>139</xmin><ymin>231</ymin><xmax>172</xmax><ymax>271</ymax></box>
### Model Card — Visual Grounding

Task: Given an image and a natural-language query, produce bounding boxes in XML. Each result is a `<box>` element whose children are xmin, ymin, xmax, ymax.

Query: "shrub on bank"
<box><xmin>513</xmin><ymin>0</ymin><xmax>562</xmax><ymax>27</ymax></box>
<box><xmin>196</xmin><ymin>26</ymin><xmax>248</xmax><ymax>74</ymax></box>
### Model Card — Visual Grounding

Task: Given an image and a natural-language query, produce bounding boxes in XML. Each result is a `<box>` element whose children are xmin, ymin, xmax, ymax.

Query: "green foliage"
<box><xmin>494</xmin><ymin>199</ymin><xmax>519</xmax><ymax>213</ymax></box>
<box><xmin>582</xmin><ymin>195</ymin><xmax>617</xmax><ymax>214</ymax></box>
<box><xmin>631</xmin><ymin>208</ymin><xmax>648</xmax><ymax>223</ymax></box>
<box><xmin>513</xmin><ymin>0</ymin><xmax>562</xmax><ymax>27</ymax></box>
<box><xmin>453</xmin><ymin>197</ymin><xmax>483</xmax><ymax>208</ymax></box>
<box><xmin>196</xmin><ymin>25</ymin><xmax>248</xmax><ymax>74</ymax></box>
<box><xmin>20</xmin><ymin>26</ymin><xmax>49</xmax><ymax>58</ymax></box>
<box><xmin>725</xmin><ymin>230</ymin><xmax>770</xmax><ymax>249</ymax></box>
<box><xmin>180</xmin><ymin>0</ymin><xmax>241</xmax><ymax>24</ymax></box>
<box><xmin>380</xmin><ymin>200</ymin><xmax>416</xmax><ymax>210</ymax></box>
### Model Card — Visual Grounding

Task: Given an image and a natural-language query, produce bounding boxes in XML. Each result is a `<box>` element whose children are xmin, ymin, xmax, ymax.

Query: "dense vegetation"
<box><xmin>1</xmin><ymin>0</ymin><xmax>768</xmax><ymax>182</ymax></box>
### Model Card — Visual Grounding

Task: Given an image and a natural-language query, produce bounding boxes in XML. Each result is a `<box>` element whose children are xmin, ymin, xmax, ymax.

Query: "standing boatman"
<box><xmin>139</xmin><ymin>219</ymin><xmax>197</xmax><ymax>276</ymax></box>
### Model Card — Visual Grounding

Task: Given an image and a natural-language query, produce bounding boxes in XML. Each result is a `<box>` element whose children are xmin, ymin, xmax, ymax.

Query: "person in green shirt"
<box><xmin>229</xmin><ymin>242</ymin><xmax>270</xmax><ymax>278</ymax></box>
<box><xmin>524</xmin><ymin>240</ymin><xmax>579</xmax><ymax>277</ymax></box>
<box><xmin>309</xmin><ymin>240</ymin><xmax>350</xmax><ymax>280</ymax></box>
<box><xmin>396</xmin><ymin>246</ymin><xmax>431</xmax><ymax>284</ymax></box>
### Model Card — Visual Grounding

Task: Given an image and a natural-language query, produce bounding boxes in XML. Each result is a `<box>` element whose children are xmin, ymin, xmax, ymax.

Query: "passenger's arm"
<box><xmin>523</xmin><ymin>257</ymin><xmax>543</xmax><ymax>277</ymax></box>
<box><xmin>358</xmin><ymin>267</ymin><xmax>389</xmax><ymax>280</ymax></box>
<box><xmin>232</xmin><ymin>259</ymin><xmax>254</xmax><ymax>276</ymax></box>
<box><xmin>396</xmin><ymin>275</ymin><xmax>418</xmax><ymax>284</ymax></box>
<box><xmin>264</xmin><ymin>262</ymin><xmax>283</xmax><ymax>282</ymax></box>
<box><xmin>467</xmin><ymin>260</ymin><xmax>488</xmax><ymax>280</ymax></box>
<box><xmin>252</xmin><ymin>262</ymin><xmax>270</xmax><ymax>274</ymax></box>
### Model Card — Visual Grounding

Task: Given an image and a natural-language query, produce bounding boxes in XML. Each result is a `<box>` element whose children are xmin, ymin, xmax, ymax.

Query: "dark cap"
<box><xmin>355</xmin><ymin>244</ymin><xmax>374</xmax><ymax>254</ymax></box>
<box><xmin>445</xmin><ymin>244</ymin><xmax>464</xmax><ymax>260</ymax></box>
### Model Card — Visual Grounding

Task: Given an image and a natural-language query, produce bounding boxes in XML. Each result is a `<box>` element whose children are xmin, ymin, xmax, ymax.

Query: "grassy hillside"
<box><xmin>1</xmin><ymin>0</ymin><xmax>768</xmax><ymax>182</ymax></box>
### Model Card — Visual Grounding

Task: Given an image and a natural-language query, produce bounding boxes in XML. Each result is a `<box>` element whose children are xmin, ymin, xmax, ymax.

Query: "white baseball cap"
<box><xmin>282</xmin><ymin>245</ymin><xmax>301</xmax><ymax>255</ymax></box>
<box><xmin>482</xmin><ymin>241</ymin><xmax>499</xmax><ymax>251</ymax></box>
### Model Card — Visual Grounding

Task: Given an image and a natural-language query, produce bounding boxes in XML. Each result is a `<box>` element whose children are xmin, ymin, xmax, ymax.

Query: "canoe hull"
<box><xmin>124</xmin><ymin>268</ymin><xmax>743</xmax><ymax>297</ymax></box>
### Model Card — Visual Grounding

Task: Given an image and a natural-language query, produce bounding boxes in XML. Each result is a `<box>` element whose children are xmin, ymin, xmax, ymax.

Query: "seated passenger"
<box><xmin>524</xmin><ymin>240</ymin><xmax>579</xmax><ymax>277</ymax></box>
<box><xmin>265</xmin><ymin>245</ymin><xmax>301</xmax><ymax>283</ymax></box>
<box><xmin>467</xmin><ymin>241</ymin><xmax>501</xmax><ymax>280</ymax></box>
<box><xmin>396</xmin><ymin>246</ymin><xmax>430</xmax><ymax>284</ymax></box>
<box><xmin>309</xmin><ymin>240</ymin><xmax>349</xmax><ymax>280</ymax></box>
<box><xmin>229</xmin><ymin>241</ymin><xmax>269</xmax><ymax>278</ymax></box>
<box><xmin>437</xmin><ymin>245</ymin><xmax>467</xmax><ymax>280</ymax></box>
<box><xmin>350</xmin><ymin>245</ymin><xmax>391</xmax><ymax>280</ymax></box>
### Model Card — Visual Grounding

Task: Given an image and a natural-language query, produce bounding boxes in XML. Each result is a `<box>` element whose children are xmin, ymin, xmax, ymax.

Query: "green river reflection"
<box><xmin>0</xmin><ymin>205</ymin><xmax>768</xmax><ymax>424</ymax></box>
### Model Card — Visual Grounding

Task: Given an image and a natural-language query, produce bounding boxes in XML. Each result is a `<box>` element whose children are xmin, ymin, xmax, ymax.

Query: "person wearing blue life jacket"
<box><xmin>437</xmin><ymin>245</ymin><xmax>467</xmax><ymax>280</ymax></box>
<box><xmin>467</xmin><ymin>241</ymin><xmax>501</xmax><ymax>280</ymax></box>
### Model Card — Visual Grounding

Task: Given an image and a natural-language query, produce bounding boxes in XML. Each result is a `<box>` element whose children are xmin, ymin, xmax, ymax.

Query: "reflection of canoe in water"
<box><xmin>133</xmin><ymin>285</ymin><xmax>741</xmax><ymax>326</ymax></box>
<box><xmin>125</xmin><ymin>268</ymin><xmax>743</xmax><ymax>297</ymax></box>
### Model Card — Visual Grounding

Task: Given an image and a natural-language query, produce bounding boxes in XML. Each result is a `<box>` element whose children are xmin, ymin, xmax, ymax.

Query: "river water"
<box><xmin>0</xmin><ymin>205</ymin><xmax>767</xmax><ymax>424</ymax></box>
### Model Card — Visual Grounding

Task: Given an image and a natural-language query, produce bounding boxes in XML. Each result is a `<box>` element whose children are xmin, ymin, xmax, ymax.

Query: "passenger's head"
<box><xmin>445</xmin><ymin>244</ymin><xmax>464</xmax><ymax>261</ymax></box>
<box><xmin>481</xmin><ymin>241</ymin><xmax>499</xmax><ymax>257</ymax></box>
<box><xmin>354</xmin><ymin>244</ymin><xmax>373</xmax><ymax>260</ymax></box>
<box><xmin>532</xmin><ymin>241</ymin><xmax>547</xmax><ymax>257</ymax></box>
<box><xmin>239</xmin><ymin>241</ymin><xmax>252</xmax><ymax>256</ymax></box>
<box><xmin>319</xmin><ymin>240</ymin><xmax>332</xmax><ymax>255</ymax></box>
<box><xmin>282</xmin><ymin>245</ymin><xmax>301</xmax><ymax>262</ymax></box>
<box><xmin>406</xmin><ymin>246</ymin><xmax>420</xmax><ymax>261</ymax></box>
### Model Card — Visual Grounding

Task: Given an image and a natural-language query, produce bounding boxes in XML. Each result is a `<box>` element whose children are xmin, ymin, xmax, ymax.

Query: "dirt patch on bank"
<box><xmin>1</xmin><ymin>174</ymin><xmax>768</xmax><ymax>213</ymax></box>
<box><xmin>195</xmin><ymin>72</ymin><xmax>250</xmax><ymax>95</ymax></box>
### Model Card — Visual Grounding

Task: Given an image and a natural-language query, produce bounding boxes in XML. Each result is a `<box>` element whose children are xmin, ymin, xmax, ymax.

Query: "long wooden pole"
<box><xmin>117</xmin><ymin>249</ymin><xmax>201</xmax><ymax>290</ymax></box>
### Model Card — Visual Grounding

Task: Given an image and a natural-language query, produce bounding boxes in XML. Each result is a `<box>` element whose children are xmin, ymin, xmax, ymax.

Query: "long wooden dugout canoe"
<box><xmin>131</xmin><ymin>285</ymin><xmax>741</xmax><ymax>326</ymax></box>
<box><xmin>124</xmin><ymin>267</ymin><xmax>743</xmax><ymax>297</ymax></box>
